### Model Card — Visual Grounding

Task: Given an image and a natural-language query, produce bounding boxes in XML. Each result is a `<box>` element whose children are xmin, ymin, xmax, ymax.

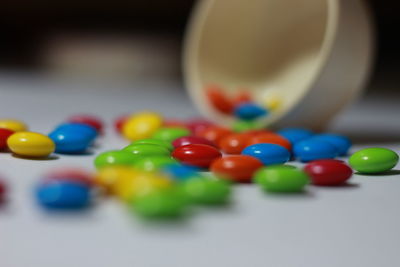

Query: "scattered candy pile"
<box><xmin>0</xmin><ymin>94</ymin><xmax>399</xmax><ymax>220</ymax></box>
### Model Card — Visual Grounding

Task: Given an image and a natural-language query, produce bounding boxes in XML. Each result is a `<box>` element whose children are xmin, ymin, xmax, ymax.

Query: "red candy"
<box><xmin>0</xmin><ymin>128</ymin><xmax>15</xmax><ymax>150</ymax></box>
<box><xmin>68</xmin><ymin>114</ymin><xmax>103</xmax><ymax>133</ymax></box>
<box><xmin>172</xmin><ymin>144</ymin><xmax>222</xmax><ymax>168</ymax></box>
<box><xmin>232</xmin><ymin>91</ymin><xmax>252</xmax><ymax>107</ymax></box>
<box><xmin>247</xmin><ymin>133</ymin><xmax>292</xmax><ymax>151</ymax></box>
<box><xmin>114</xmin><ymin>114</ymin><xmax>129</xmax><ymax>134</ymax></box>
<box><xmin>218</xmin><ymin>133</ymin><xmax>250</xmax><ymax>154</ymax></box>
<box><xmin>0</xmin><ymin>178</ymin><xmax>6</xmax><ymax>202</ymax></box>
<box><xmin>43</xmin><ymin>168</ymin><xmax>94</xmax><ymax>187</ymax></box>
<box><xmin>164</xmin><ymin>119</ymin><xmax>187</xmax><ymax>128</ymax></box>
<box><xmin>197</xmin><ymin>126</ymin><xmax>232</xmax><ymax>146</ymax></box>
<box><xmin>206</xmin><ymin>85</ymin><xmax>234</xmax><ymax>114</ymax></box>
<box><xmin>172</xmin><ymin>136</ymin><xmax>216</xmax><ymax>148</ymax></box>
<box><xmin>187</xmin><ymin>119</ymin><xmax>215</xmax><ymax>135</ymax></box>
<box><xmin>210</xmin><ymin>155</ymin><xmax>263</xmax><ymax>183</ymax></box>
<box><xmin>304</xmin><ymin>159</ymin><xmax>353</xmax><ymax>186</ymax></box>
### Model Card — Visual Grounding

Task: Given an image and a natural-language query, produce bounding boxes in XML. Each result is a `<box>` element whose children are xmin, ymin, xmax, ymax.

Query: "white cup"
<box><xmin>183</xmin><ymin>0</ymin><xmax>373</xmax><ymax>130</ymax></box>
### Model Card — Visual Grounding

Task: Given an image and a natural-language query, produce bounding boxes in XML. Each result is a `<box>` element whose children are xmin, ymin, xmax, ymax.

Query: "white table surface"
<box><xmin>0</xmin><ymin>74</ymin><xmax>399</xmax><ymax>267</ymax></box>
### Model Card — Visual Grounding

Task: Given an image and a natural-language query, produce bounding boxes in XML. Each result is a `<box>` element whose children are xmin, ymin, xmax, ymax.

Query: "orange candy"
<box><xmin>219</xmin><ymin>133</ymin><xmax>250</xmax><ymax>154</ymax></box>
<box><xmin>206</xmin><ymin>85</ymin><xmax>234</xmax><ymax>114</ymax></box>
<box><xmin>197</xmin><ymin>126</ymin><xmax>233</xmax><ymax>146</ymax></box>
<box><xmin>247</xmin><ymin>133</ymin><xmax>292</xmax><ymax>151</ymax></box>
<box><xmin>210</xmin><ymin>155</ymin><xmax>264</xmax><ymax>183</ymax></box>
<box><xmin>232</xmin><ymin>91</ymin><xmax>252</xmax><ymax>106</ymax></box>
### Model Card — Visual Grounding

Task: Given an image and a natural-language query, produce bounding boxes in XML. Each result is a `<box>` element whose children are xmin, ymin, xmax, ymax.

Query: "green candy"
<box><xmin>152</xmin><ymin>127</ymin><xmax>190</xmax><ymax>142</ymax></box>
<box><xmin>131</xmin><ymin>188</ymin><xmax>187</xmax><ymax>218</ymax></box>
<box><xmin>231</xmin><ymin>120</ymin><xmax>263</xmax><ymax>133</ymax></box>
<box><xmin>133</xmin><ymin>138</ymin><xmax>174</xmax><ymax>151</ymax></box>
<box><xmin>254</xmin><ymin>165</ymin><xmax>309</xmax><ymax>192</ymax></box>
<box><xmin>180</xmin><ymin>176</ymin><xmax>231</xmax><ymax>204</ymax></box>
<box><xmin>123</xmin><ymin>143</ymin><xmax>170</xmax><ymax>158</ymax></box>
<box><xmin>349</xmin><ymin>148</ymin><xmax>399</xmax><ymax>174</ymax></box>
<box><xmin>94</xmin><ymin>150</ymin><xmax>139</xmax><ymax>169</ymax></box>
<box><xmin>135</xmin><ymin>156</ymin><xmax>178</xmax><ymax>172</ymax></box>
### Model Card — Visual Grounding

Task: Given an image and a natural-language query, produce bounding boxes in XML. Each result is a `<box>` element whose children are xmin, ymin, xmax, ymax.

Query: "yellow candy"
<box><xmin>0</xmin><ymin>119</ymin><xmax>28</xmax><ymax>132</ymax></box>
<box><xmin>122</xmin><ymin>112</ymin><xmax>163</xmax><ymax>141</ymax></box>
<box><xmin>95</xmin><ymin>166</ymin><xmax>138</xmax><ymax>194</ymax></box>
<box><xmin>7</xmin><ymin>132</ymin><xmax>55</xmax><ymax>157</ymax></box>
<box><xmin>113</xmin><ymin>170</ymin><xmax>173</xmax><ymax>201</ymax></box>
<box><xmin>264</xmin><ymin>96</ymin><xmax>281</xmax><ymax>111</ymax></box>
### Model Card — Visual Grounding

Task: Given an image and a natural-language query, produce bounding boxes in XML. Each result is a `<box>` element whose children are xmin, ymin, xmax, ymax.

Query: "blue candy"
<box><xmin>55</xmin><ymin>123</ymin><xmax>98</xmax><ymax>140</ymax></box>
<box><xmin>49</xmin><ymin>130</ymin><xmax>93</xmax><ymax>154</ymax></box>
<box><xmin>309</xmin><ymin>134</ymin><xmax>351</xmax><ymax>156</ymax></box>
<box><xmin>163</xmin><ymin>164</ymin><xmax>200</xmax><ymax>181</ymax></box>
<box><xmin>234</xmin><ymin>103</ymin><xmax>268</xmax><ymax>120</ymax></box>
<box><xmin>293</xmin><ymin>139</ymin><xmax>338</xmax><ymax>162</ymax></box>
<box><xmin>242</xmin><ymin>143</ymin><xmax>290</xmax><ymax>165</ymax></box>
<box><xmin>277</xmin><ymin>128</ymin><xmax>314</xmax><ymax>144</ymax></box>
<box><xmin>36</xmin><ymin>181</ymin><xmax>90</xmax><ymax>209</ymax></box>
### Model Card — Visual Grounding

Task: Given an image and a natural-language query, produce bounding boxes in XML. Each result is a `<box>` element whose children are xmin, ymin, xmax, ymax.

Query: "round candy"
<box><xmin>247</xmin><ymin>133</ymin><xmax>292</xmax><ymax>150</ymax></box>
<box><xmin>172</xmin><ymin>144</ymin><xmax>222</xmax><ymax>168</ymax></box>
<box><xmin>181</xmin><ymin>176</ymin><xmax>231</xmax><ymax>204</ymax></box>
<box><xmin>152</xmin><ymin>127</ymin><xmax>191</xmax><ymax>143</ymax></box>
<box><xmin>122</xmin><ymin>143</ymin><xmax>171</xmax><ymax>158</ymax></box>
<box><xmin>172</xmin><ymin>136</ymin><xmax>215</xmax><ymax>149</ymax></box>
<box><xmin>114</xmin><ymin>114</ymin><xmax>129</xmax><ymax>134</ymax></box>
<box><xmin>310</xmin><ymin>134</ymin><xmax>352</xmax><ymax>156</ymax></box>
<box><xmin>0</xmin><ymin>119</ymin><xmax>28</xmax><ymax>132</ymax></box>
<box><xmin>232</xmin><ymin>120</ymin><xmax>263</xmax><ymax>133</ymax></box>
<box><xmin>49</xmin><ymin>131</ymin><xmax>93</xmax><ymax>154</ymax></box>
<box><xmin>122</xmin><ymin>112</ymin><xmax>163</xmax><ymax>141</ymax></box>
<box><xmin>196</xmin><ymin>126</ymin><xmax>232</xmax><ymax>145</ymax></box>
<box><xmin>134</xmin><ymin>156</ymin><xmax>178</xmax><ymax>172</ymax></box>
<box><xmin>67</xmin><ymin>114</ymin><xmax>103</xmax><ymax>133</ymax></box>
<box><xmin>43</xmin><ymin>168</ymin><xmax>94</xmax><ymax>187</ymax></box>
<box><xmin>210</xmin><ymin>155</ymin><xmax>263</xmax><ymax>183</ymax></box>
<box><xmin>131</xmin><ymin>188</ymin><xmax>187</xmax><ymax>218</ymax></box>
<box><xmin>54</xmin><ymin>123</ymin><xmax>98</xmax><ymax>141</ymax></box>
<box><xmin>7</xmin><ymin>132</ymin><xmax>55</xmax><ymax>158</ymax></box>
<box><xmin>36</xmin><ymin>181</ymin><xmax>90</xmax><ymax>209</ymax></box>
<box><xmin>0</xmin><ymin>128</ymin><xmax>14</xmax><ymax>150</ymax></box>
<box><xmin>162</xmin><ymin>164</ymin><xmax>200</xmax><ymax>181</ymax></box>
<box><xmin>242</xmin><ymin>143</ymin><xmax>290</xmax><ymax>165</ymax></box>
<box><xmin>277</xmin><ymin>128</ymin><xmax>314</xmax><ymax>144</ymax></box>
<box><xmin>349</xmin><ymin>148</ymin><xmax>399</xmax><ymax>174</ymax></box>
<box><xmin>219</xmin><ymin>133</ymin><xmax>249</xmax><ymax>154</ymax></box>
<box><xmin>293</xmin><ymin>139</ymin><xmax>338</xmax><ymax>162</ymax></box>
<box><xmin>232</xmin><ymin>91</ymin><xmax>252</xmax><ymax>106</ymax></box>
<box><xmin>206</xmin><ymin>85</ymin><xmax>234</xmax><ymax>114</ymax></box>
<box><xmin>95</xmin><ymin>166</ymin><xmax>137</xmax><ymax>194</ymax></box>
<box><xmin>254</xmin><ymin>165</ymin><xmax>310</xmax><ymax>192</ymax></box>
<box><xmin>304</xmin><ymin>160</ymin><xmax>353</xmax><ymax>186</ymax></box>
<box><xmin>186</xmin><ymin>119</ymin><xmax>215</xmax><ymax>135</ymax></box>
<box><xmin>132</xmin><ymin>138</ymin><xmax>174</xmax><ymax>151</ymax></box>
<box><xmin>94</xmin><ymin>150</ymin><xmax>139</xmax><ymax>169</ymax></box>
<box><xmin>234</xmin><ymin>103</ymin><xmax>268</xmax><ymax>120</ymax></box>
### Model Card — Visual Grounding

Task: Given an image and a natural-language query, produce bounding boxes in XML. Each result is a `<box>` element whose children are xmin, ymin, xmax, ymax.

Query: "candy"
<box><xmin>114</xmin><ymin>114</ymin><xmax>129</xmax><ymax>134</ymax></box>
<box><xmin>206</xmin><ymin>85</ymin><xmax>234</xmax><ymax>114</ymax></box>
<box><xmin>54</xmin><ymin>123</ymin><xmax>98</xmax><ymax>141</ymax></box>
<box><xmin>172</xmin><ymin>144</ymin><xmax>222</xmax><ymax>168</ymax></box>
<box><xmin>304</xmin><ymin>160</ymin><xmax>353</xmax><ymax>186</ymax></box>
<box><xmin>95</xmin><ymin>166</ymin><xmax>137</xmax><ymax>194</ymax></box>
<box><xmin>210</xmin><ymin>155</ymin><xmax>263</xmax><ymax>183</ymax></box>
<box><xmin>94</xmin><ymin>150</ymin><xmax>139</xmax><ymax>169</ymax></box>
<box><xmin>242</xmin><ymin>143</ymin><xmax>290</xmax><ymax>165</ymax></box>
<box><xmin>232</xmin><ymin>91</ymin><xmax>252</xmax><ymax>106</ymax></box>
<box><xmin>122</xmin><ymin>143</ymin><xmax>170</xmax><ymax>158</ymax></box>
<box><xmin>122</xmin><ymin>112</ymin><xmax>163</xmax><ymax>141</ymax></box>
<box><xmin>231</xmin><ymin>120</ymin><xmax>263</xmax><ymax>133</ymax></box>
<box><xmin>310</xmin><ymin>134</ymin><xmax>352</xmax><ymax>156</ymax></box>
<box><xmin>162</xmin><ymin>164</ymin><xmax>200</xmax><ymax>181</ymax></box>
<box><xmin>0</xmin><ymin>128</ymin><xmax>14</xmax><ymax>150</ymax></box>
<box><xmin>180</xmin><ymin>176</ymin><xmax>231</xmax><ymax>204</ymax></box>
<box><xmin>0</xmin><ymin>178</ymin><xmax>6</xmax><ymax>202</ymax></box>
<box><xmin>219</xmin><ymin>133</ymin><xmax>250</xmax><ymax>154</ymax></box>
<box><xmin>293</xmin><ymin>139</ymin><xmax>338</xmax><ymax>162</ymax></box>
<box><xmin>0</xmin><ymin>119</ymin><xmax>28</xmax><ymax>132</ymax></box>
<box><xmin>134</xmin><ymin>156</ymin><xmax>178</xmax><ymax>172</ymax></box>
<box><xmin>196</xmin><ymin>126</ymin><xmax>232</xmax><ymax>145</ymax></box>
<box><xmin>67</xmin><ymin>114</ymin><xmax>103</xmax><ymax>133</ymax></box>
<box><xmin>264</xmin><ymin>96</ymin><xmax>281</xmax><ymax>111</ymax></box>
<box><xmin>277</xmin><ymin>128</ymin><xmax>314</xmax><ymax>144</ymax></box>
<box><xmin>43</xmin><ymin>168</ymin><xmax>93</xmax><ymax>187</ymax></box>
<box><xmin>233</xmin><ymin>103</ymin><xmax>268</xmax><ymax>120</ymax></box>
<box><xmin>49</xmin><ymin>130</ymin><xmax>93</xmax><ymax>154</ymax></box>
<box><xmin>132</xmin><ymin>138</ymin><xmax>174</xmax><ymax>151</ymax></box>
<box><xmin>254</xmin><ymin>165</ymin><xmax>310</xmax><ymax>192</ymax></box>
<box><xmin>36</xmin><ymin>181</ymin><xmax>90</xmax><ymax>209</ymax></box>
<box><xmin>349</xmin><ymin>148</ymin><xmax>399</xmax><ymax>174</ymax></box>
<box><xmin>131</xmin><ymin>188</ymin><xmax>187</xmax><ymax>218</ymax></box>
<box><xmin>152</xmin><ymin>127</ymin><xmax>191</xmax><ymax>143</ymax></box>
<box><xmin>186</xmin><ymin>119</ymin><xmax>215</xmax><ymax>135</ymax></box>
<box><xmin>247</xmin><ymin>133</ymin><xmax>292</xmax><ymax>151</ymax></box>
<box><xmin>172</xmin><ymin>136</ymin><xmax>216</xmax><ymax>148</ymax></box>
<box><xmin>163</xmin><ymin>119</ymin><xmax>187</xmax><ymax>128</ymax></box>
<box><xmin>7</xmin><ymin>132</ymin><xmax>55</xmax><ymax>158</ymax></box>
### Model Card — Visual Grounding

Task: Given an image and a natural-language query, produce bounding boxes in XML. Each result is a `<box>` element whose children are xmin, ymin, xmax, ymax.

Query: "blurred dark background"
<box><xmin>0</xmin><ymin>0</ymin><xmax>398</xmax><ymax>90</ymax></box>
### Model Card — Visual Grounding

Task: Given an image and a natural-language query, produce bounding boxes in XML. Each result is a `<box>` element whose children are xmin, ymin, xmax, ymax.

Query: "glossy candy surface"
<box><xmin>242</xmin><ymin>143</ymin><xmax>290</xmax><ymax>165</ymax></box>
<box><xmin>187</xmin><ymin>119</ymin><xmax>215</xmax><ymax>135</ymax></box>
<box><xmin>134</xmin><ymin>157</ymin><xmax>178</xmax><ymax>172</ymax></box>
<box><xmin>206</xmin><ymin>85</ymin><xmax>234</xmax><ymax>114</ymax></box>
<box><xmin>181</xmin><ymin>176</ymin><xmax>231</xmax><ymax>204</ymax></box>
<box><xmin>172</xmin><ymin>136</ymin><xmax>215</xmax><ymax>148</ymax></box>
<box><xmin>54</xmin><ymin>123</ymin><xmax>98</xmax><ymax>141</ymax></box>
<box><xmin>210</xmin><ymin>155</ymin><xmax>263</xmax><ymax>183</ymax></box>
<box><xmin>219</xmin><ymin>133</ymin><xmax>249</xmax><ymax>154</ymax></box>
<box><xmin>232</xmin><ymin>120</ymin><xmax>263</xmax><ymax>133</ymax></box>
<box><xmin>197</xmin><ymin>126</ymin><xmax>232</xmax><ymax>145</ymax></box>
<box><xmin>293</xmin><ymin>139</ymin><xmax>338</xmax><ymax>162</ymax></box>
<box><xmin>254</xmin><ymin>165</ymin><xmax>310</xmax><ymax>192</ymax></box>
<box><xmin>95</xmin><ymin>166</ymin><xmax>137</xmax><ymax>194</ymax></box>
<box><xmin>67</xmin><ymin>114</ymin><xmax>103</xmax><ymax>133</ymax></box>
<box><xmin>349</xmin><ymin>148</ymin><xmax>399</xmax><ymax>174</ymax></box>
<box><xmin>36</xmin><ymin>181</ymin><xmax>90</xmax><ymax>209</ymax></box>
<box><xmin>94</xmin><ymin>150</ymin><xmax>139</xmax><ymax>169</ymax></box>
<box><xmin>132</xmin><ymin>138</ymin><xmax>173</xmax><ymax>151</ymax></box>
<box><xmin>162</xmin><ymin>164</ymin><xmax>199</xmax><ymax>180</ymax></box>
<box><xmin>247</xmin><ymin>133</ymin><xmax>292</xmax><ymax>150</ymax></box>
<box><xmin>0</xmin><ymin>119</ymin><xmax>28</xmax><ymax>132</ymax></box>
<box><xmin>0</xmin><ymin>128</ymin><xmax>14</xmax><ymax>149</ymax></box>
<box><xmin>234</xmin><ymin>103</ymin><xmax>268</xmax><ymax>120</ymax></box>
<box><xmin>152</xmin><ymin>127</ymin><xmax>191</xmax><ymax>143</ymax></box>
<box><xmin>122</xmin><ymin>143</ymin><xmax>170</xmax><ymax>158</ymax></box>
<box><xmin>277</xmin><ymin>128</ymin><xmax>314</xmax><ymax>145</ymax></box>
<box><xmin>310</xmin><ymin>134</ymin><xmax>352</xmax><ymax>156</ymax></box>
<box><xmin>7</xmin><ymin>132</ymin><xmax>55</xmax><ymax>157</ymax></box>
<box><xmin>122</xmin><ymin>112</ymin><xmax>163</xmax><ymax>141</ymax></box>
<box><xmin>304</xmin><ymin>160</ymin><xmax>353</xmax><ymax>186</ymax></box>
<box><xmin>49</xmin><ymin>131</ymin><xmax>93</xmax><ymax>154</ymax></box>
<box><xmin>172</xmin><ymin>144</ymin><xmax>222</xmax><ymax>168</ymax></box>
